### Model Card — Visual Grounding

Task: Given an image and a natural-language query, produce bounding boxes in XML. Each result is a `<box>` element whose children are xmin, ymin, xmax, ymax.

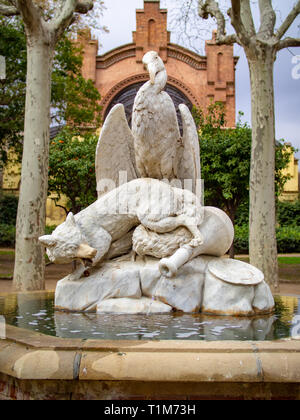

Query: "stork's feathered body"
<box><xmin>95</xmin><ymin>51</ymin><xmax>201</xmax><ymax>197</ymax></box>
<box><xmin>132</xmin><ymin>51</ymin><xmax>182</xmax><ymax>180</ymax></box>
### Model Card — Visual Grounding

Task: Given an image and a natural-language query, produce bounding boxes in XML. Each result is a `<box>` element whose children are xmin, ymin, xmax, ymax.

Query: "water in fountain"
<box><xmin>0</xmin><ymin>292</ymin><xmax>299</xmax><ymax>342</ymax></box>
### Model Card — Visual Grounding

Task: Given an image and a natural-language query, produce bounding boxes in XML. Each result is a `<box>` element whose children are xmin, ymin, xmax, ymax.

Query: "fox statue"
<box><xmin>39</xmin><ymin>178</ymin><xmax>206</xmax><ymax>278</ymax></box>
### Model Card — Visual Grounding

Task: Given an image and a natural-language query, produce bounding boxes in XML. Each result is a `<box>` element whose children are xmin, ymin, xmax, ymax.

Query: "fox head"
<box><xmin>39</xmin><ymin>212</ymin><xmax>97</xmax><ymax>265</ymax></box>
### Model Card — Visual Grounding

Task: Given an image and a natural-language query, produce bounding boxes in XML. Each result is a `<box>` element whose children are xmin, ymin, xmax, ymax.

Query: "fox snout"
<box><xmin>76</xmin><ymin>243</ymin><xmax>97</xmax><ymax>260</ymax></box>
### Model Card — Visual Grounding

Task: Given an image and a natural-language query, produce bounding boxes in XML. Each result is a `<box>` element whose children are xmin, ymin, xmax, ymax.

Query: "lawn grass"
<box><xmin>0</xmin><ymin>250</ymin><xmax>15</xmax><ymax>256</ymax></box>
<box><xmin>278</xmin><ymin>257</ymin><xmax>300</xmax><ymax>265</ymax></box>
<box><xmin>237</xmin><ymin>256</ymin><xmax>300</xmax><ymax>265</ymax></box>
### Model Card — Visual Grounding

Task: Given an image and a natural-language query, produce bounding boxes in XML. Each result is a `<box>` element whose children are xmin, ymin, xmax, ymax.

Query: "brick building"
<box><xmin>80</xmin><ymin>0</ymin><xmax>238</xmax><ymax>127</ymax></box>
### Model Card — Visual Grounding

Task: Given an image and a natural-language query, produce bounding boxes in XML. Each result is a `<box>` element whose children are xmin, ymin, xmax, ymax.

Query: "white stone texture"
<box><xmin>177</xmin><ymin>103</ymin><xmax>201</xmax><ymax>194</ymax></box>
<box><xmin>202</xmin><ymin>259</ymin><xmax>274</xmax><ymax>316</ymax></box>
<box><xmin>132</xmin><ymin>51</ymin><xmax>181</xmax><ymax>180</ymax></box>
<box><xmin>40</xmin><ymin>178</ymin><xmax>205</xmax><ymax>273</ymax></box>
<box><xmin>140</xmin><ymin>256</ymin><xmax>210</xmax><ymax>313</ymax></box>
<box><xmin>97</xmin><ymin>297</ymin><xmax>172</xmax><ymax>314</ymax></box>
<box><xmin>253</xmin><ymin>281</ymin><xmax>275</xmax><ymax>313</ymax></box>
<box><xmin>47</xmin><ymin>49</ymin><xmax>276</xmax><ymax>318</ymax></box>
<box><xmin>55</xmin><ymin>260</ymin><xmax>142</xmax><ymax>312</ymax></box>
<box><xmin>95</xmin><ymin>104</ymin><xmax>138</xmax><ymax>197</ymax></box>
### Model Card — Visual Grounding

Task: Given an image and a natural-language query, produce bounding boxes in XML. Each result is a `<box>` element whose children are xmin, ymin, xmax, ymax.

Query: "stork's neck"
<box><xmin>153</xmin><ymin>69</ymin><xmax>167</xmax><ymax>93</ymax></box>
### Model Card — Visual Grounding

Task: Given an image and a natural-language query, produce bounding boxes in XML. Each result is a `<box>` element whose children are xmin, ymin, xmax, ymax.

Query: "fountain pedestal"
<box><xmin>55</xmin><ymin>254</ymin><xmax>274</xmax><ymax>316</ymax></box>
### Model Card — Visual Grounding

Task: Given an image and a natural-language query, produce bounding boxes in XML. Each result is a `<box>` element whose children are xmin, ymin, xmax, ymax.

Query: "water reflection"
<box><xmin>0</xmin><ymin>292</ymin><xmax>299</xmax><ymax>342</ymax></box>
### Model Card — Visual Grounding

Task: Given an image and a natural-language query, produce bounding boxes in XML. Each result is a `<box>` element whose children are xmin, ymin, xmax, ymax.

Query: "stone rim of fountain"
<box><xmin>0</xmin><ymin>292</ymin><xmax>299</xmax><ymax>386</ymax></box>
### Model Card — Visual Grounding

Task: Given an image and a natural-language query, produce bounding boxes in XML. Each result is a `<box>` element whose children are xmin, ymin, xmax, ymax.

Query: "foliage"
<box><xmin>0</xmin><ymin>223</ymin><xmax>16</xmax><ymax>247</ymax></box>
<box><xmin>0</xmin><ymin>224</ymin><xmax>56</xmax><ymax>247</ymax></box>
<box><xmin>234</xmin><ymin>226</ymin><xmax>300</xmax><ymax>254</ymax></box>
<box><xmin>235</xmin><ymin>198</ymin><xmax>250</xmax><ymax>227</ymax></box>
<box><xmin>45</xmin><ymin>225</ymin><xmax>57</xmax><ymax>235</ymax></box>
<box><xmin>236</xmin><ymin>198</ymin><xmax>300</xmax><ymax>228</ymax></box>
<box><xmin>194</xmin><ymin>103</ymin><xmax>296</xmax><ymax>224</ymax></box>
<box><xmin>233</xmin><ymin>225</ymin><xmax>249</xmax><ymax>254</ymax></box>
<box><xmin>51</xmin><ymin>34</ymin><xmax>102</xmax><ymax>128</ymax></box>
<box><xmin>0</xmin><ymin>193</ymin><xmax>18</xmax><ymax>225</ymax></box>
<box><xmin>194</xmin><ymin>103</ymin><xmax>251</xmax><ymax>222</ymax></box>
<box><xmin>0</xmin><ymin>17</ymin><xmax>26</xmax><ymax>164</ymax></box>
<box><xmin>0</xmin><ymin>18</ymin><xmax>102</xmax><ymax>165</ymax></box>
<box><xmin>276</xmin><ymin>227</ymin><xmax>300</xmax><ymax>253</ymax></box>
<box><xmin>48</xmin><ymin>129</ymin><xmax>98</xmax><ymax>214</ymax></box>
<box><xmin>275</xmin><ymin>142</ymin><xmax>296</xmax><ymax>196</ymax></box>
<box><xmin>277</xmin><ymin>200</ymin><xmax>300</xmax><ymax>228</ymax></box>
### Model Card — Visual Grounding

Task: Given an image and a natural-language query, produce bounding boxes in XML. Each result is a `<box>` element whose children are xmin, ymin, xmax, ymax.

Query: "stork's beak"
<box><xmin>147</xmin><ymin>62</ymin><xmax>157</xmax><ymax>84</ymax></box>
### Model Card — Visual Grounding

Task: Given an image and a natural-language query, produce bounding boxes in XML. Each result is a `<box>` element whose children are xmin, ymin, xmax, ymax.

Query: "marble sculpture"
<box><xmin>39</xmin><ymin>51</ymin><xmax>275</xmax><ymax>316</ymax></box>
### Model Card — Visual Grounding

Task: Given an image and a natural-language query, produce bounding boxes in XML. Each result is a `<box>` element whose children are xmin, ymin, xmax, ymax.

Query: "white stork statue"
<box><xmin>95</xmin><ymin>51</ymin><xmax>201</xmax><ymax>196</ymax></box>
<box><xmin>132</xmin><ymin>51</ymin><xmax>181</xmax><ymax>180</ymax></box>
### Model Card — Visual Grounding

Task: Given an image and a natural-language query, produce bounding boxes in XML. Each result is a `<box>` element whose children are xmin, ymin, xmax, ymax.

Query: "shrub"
<box><xmin>234</xmin><ymin>225</ymin><xmax>300</xmax><ymax>254</ymax></box>
<box><xmin>277</xmin><ymin>200</ymin><xmax>300</xmax><ymax>227</ymax></box>
<box><xmin>276</xmin><ymin>227</ymin><xmax>300</xmax><ymax>253</ymax></box>
<box><xmin>0</xmin><ymin>223</ymin><xmax>16</xmax><ymax>247</ymax></box>
<box><xmin>0</xmin><ymin>225</ymin><xmax>57</xmax><ymax>247</ymax></box>
<box><xmin>234</xmin><ymin>225</ymin><xmax>249</xmax><ymax>254</ymax></box>
<box><xmin>235</xmin><ymin>199</ymin><xmax>249</xmax><ymax>227</ymax></box>
<box><xmin>0</xmin><ymin>194</ymin><xmax>18</xmax><ymax>225</ymax></box>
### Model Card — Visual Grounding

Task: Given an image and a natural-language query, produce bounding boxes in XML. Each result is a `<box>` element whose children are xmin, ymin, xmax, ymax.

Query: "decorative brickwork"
<box><xmin>80</xmin><ymin>0</ymin><xmax>238</xmax><ymax>127</ymax></box>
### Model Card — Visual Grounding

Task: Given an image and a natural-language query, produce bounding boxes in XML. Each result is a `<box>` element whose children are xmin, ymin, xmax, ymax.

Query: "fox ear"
<box><xmin>66</xmin><ymin>212</ymin><xmax>76</xmax><ymax>226</ymax></box>
<box><xmin>39</xmin><ymin>235</ymin><xmax>57</xmax><ymax>248</ymax></box>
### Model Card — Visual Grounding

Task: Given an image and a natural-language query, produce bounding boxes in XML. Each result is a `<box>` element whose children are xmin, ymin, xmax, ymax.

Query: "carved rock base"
<box><xmin>55</xmin><ymin>254</ymin><xmax>275</xmax><ymax>316</ymax></box>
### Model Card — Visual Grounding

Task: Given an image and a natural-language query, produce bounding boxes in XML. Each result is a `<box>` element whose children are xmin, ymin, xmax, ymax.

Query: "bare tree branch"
<box><xmin>258</xmin><ymin>0</ymin><xmax>276</xmax><ymax>39</ymax></box>
<box><xmin>15</xmin><ymin>0</ymin><xmax>43</xmax><ymax>32</ymax></box>
<box><xmin>198</xmin><ymin>0</ymin><xmax>226</xmax><ymax>36</ymax></box>
<box><xmin>0</xmin><ymin>1</ymin><xmax>19</xmax><ymax>16</ymax></box>
<box><xmin>198</xmin><ymin>0</ymin><xmax>237</xmax><ymax>45</ymax></box>
<box><xmin>48</xmin><ymin>0</ymin><xmax>93</xmax><ymax>40</ymax></box>
<box><xmin>276</xmin><ymin>37</ymin><xmax>300</xmax><ymax>51</ymax></box>
<box><xmin>276</xmin><ymin>0</ymin><xmax>300</xmax><ymax>40</ymax></box>
<box><xmin>76</xmin><ymin>0</ymin><xmax>94</xmax><ymax>14</ymax></box>
<box><xmin>240</xmin><ymin>0</ymin><xmax>256</xmax><ymax>37</ymax></box>
<box><xmin>228</xmin><ymin>0</ymin><xmax>250</xmax><ymax>46</ymax></box>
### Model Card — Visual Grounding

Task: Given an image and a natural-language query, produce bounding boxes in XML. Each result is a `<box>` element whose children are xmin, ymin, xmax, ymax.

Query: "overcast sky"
<box><xmin>97</xmin><ymin>0</ymin><xmax>300</xmax><ymax>163</ymax></box>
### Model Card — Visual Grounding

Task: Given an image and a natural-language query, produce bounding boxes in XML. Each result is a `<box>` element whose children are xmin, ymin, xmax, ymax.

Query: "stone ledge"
<box><xmin>0</xmin><ymin>324</ymin><xmax>300</xmax><ymax>384</ymax></box>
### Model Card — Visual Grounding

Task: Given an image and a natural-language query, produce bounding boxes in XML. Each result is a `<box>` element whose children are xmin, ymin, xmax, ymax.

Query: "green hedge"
<box><xmin>0</xmin><ymin>194</ymin><xmax>18</xmax><ymax>225</ymax></box>
<box><xmin>234</xmin><ymin>225</ymin><xmax>300</xmax><ymax>254</ymax></box>
<box><xmin>277</xmin><ymin>200</ymin><xmax>300</xmax><ymax>227</ymax></box>
<box><xmin>0</xmin><ymin>224</ymin><xmax>16</xmax><ymax>247</ymax></box>
<box><xmin>0</xmin><ymin>225</ymin><xmax>57</xmax><ymax>247</ymax></box>
<box><xmin>235</xmin><ymin>199</ymin><xmax>300</xmax><ymax>228</ymax></box>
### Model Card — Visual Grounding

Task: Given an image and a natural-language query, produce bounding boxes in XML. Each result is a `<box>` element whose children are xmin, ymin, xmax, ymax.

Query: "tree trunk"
<box><xmin>248</xmin><ymin>50</ymin><xmax>279</xmax><ymax>292</ymax></box>
<box><xmin>13</xmin><ymin>37</ymin><xmax>53</xmax><ymax>291</ymax></box>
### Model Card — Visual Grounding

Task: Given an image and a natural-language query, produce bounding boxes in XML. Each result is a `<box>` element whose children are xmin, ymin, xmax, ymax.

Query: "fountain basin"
<box><xmin>0</xmin><ymin>291</ymin><xmax>299</xmax><ymax>400</ymax></box>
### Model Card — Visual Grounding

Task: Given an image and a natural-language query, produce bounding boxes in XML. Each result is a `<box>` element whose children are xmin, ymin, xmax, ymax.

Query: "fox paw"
<box><xmin>190</xmin><ymin>237</ymin><xmax>204</xmax><ymax>248</ymax></box>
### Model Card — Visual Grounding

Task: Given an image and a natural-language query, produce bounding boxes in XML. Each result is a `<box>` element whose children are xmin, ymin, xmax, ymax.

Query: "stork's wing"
<box><xmin>95</xmin><ymin>104</ymin><xmax>138</xmax><ymax>197</ymax></box>
<box><xmin>177</xmin><ymin>104</ymin><xmax>201</xmax><ymax>195</ymax></box>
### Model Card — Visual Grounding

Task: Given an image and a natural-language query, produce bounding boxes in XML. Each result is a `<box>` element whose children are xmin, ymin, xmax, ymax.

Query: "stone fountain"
<box><xmin>39</xmin><ymin>51</ymin><xmax>274</xmax><ymax>317</ymax></box>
